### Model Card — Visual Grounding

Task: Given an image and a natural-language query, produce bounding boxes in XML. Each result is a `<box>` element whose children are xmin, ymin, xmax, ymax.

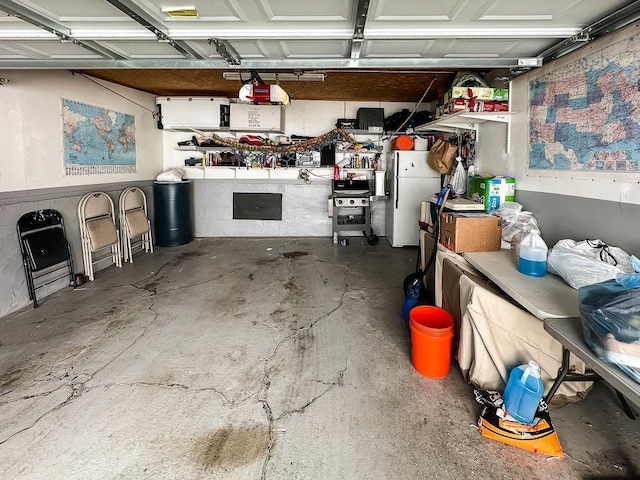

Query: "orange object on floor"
<box><xmin>392</xmin><ymin>135</ymin><xmax>414</xmax><ymax>150</ymax></box>
<box><xmin>478</xmin><ymin>405</ymin><xmax>565</xmax><ymax>457</ymax></box>
<box><xmin>409</xmin><ymin>306</ymin><xmax>454</xmax><ymax>378</ymax></box>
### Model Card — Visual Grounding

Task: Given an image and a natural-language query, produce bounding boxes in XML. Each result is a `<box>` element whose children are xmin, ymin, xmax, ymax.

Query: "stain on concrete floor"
<box><xmin>0</xmin><ymin>369</ymin><xmax>23</xmax><ymax>391</ymax></box>
<box><xmin>0</xmin><ymin>238</ymin><xmax>638</xmax><ymax>480</ymax></box>
<box><xmin>194</xmin><ymin>424</ymin><xmax>270</xmax><ymax>471</ymax></box>
<box><xmin>282</xmin><ymin>251</ymin><xmax>308</xmax><ymax>259</ymax></box>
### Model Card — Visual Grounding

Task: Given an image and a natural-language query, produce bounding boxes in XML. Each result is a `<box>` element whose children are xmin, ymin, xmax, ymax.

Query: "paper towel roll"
<box><xmin>374</xmin><ymin>171</ymin><xmax>386</xmax><ymax>196</ymax></box>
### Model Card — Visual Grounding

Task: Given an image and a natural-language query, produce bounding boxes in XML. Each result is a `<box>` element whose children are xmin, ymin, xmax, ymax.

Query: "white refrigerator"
<box><xmin>385</xmin><ymin>150</ymin><xmax>441</xmax><ymax>247</ymax></box>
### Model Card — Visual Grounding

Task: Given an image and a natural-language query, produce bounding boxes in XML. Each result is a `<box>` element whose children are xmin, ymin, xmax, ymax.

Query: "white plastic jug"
<box><xmin>502</xmin><ymin>360</ymin><xmax>544</xmax><ymax>424</ymax></box>
<box><xmin>518</xmin><ymin>231</ymin><xmax>548</xmax><ymax>277</ymax></box>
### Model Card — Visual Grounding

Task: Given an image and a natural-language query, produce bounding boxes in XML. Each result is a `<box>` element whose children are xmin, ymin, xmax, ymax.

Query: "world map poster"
<box><xmin>62</xmin><ymin>99</ymin><xmax>136</xmax><ymax>175</ymax></box>
<box><xmin>529</xmin><ymin>35</ymin><xmax>640</xmax><ymax>172</ymax></box>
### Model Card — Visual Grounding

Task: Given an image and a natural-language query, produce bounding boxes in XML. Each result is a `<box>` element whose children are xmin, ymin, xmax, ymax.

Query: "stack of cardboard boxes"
<box><xmin>431</xmin><ymin>175</ymin><xmax>516</xmax><ymax>253</ymax></box>
<box><xmin>467</xmin><ymin>175</ymin><xmax>515</xmax><ymax>212</ymax></box>
<box><xmin>436</xmin><ymin>86</ymin><xmax>509</xmax><ymax>118</ymax></box>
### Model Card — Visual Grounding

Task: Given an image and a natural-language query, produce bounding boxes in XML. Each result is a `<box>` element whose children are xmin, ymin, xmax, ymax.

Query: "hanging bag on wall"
<box><xmin>428</xmin><ymin>138</ymin><xmax>457</xmax><ymax>174</ymax></box>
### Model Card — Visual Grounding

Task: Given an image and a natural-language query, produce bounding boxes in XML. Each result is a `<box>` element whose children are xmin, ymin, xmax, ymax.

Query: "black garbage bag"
<box><xmin>384</xmin><ymin>109</ymin><xmax>435</xmax><ymax>132</ymax></box>
<box><xmin>579</xmin><ymin>279</ymin><xmax>640</xmax><ymax>383</ymax></box>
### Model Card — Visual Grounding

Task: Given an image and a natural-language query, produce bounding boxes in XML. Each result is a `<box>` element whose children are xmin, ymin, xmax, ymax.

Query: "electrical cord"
<box><xmin>415</xmin><ymin>185</ymin><xmax>452</xmax><ymax>277</ymax></box>
<box><xmin>298</xmin><ymin>169</ymin><xmax>311</xmax><ymax>183</ymax></box>
<box><xmin>386</xmin><ymin>76</ymin><xmax>438</xmax><ymax>141</ymax></box>
<box><xmin>73</xmin><ymin>71</ymin><xmax>209</xmax><ymax>137</ymax></box>
<box><xmin>299</xmin><ymin>168</ymin><xmax>333</xmax><ymax>179</ymax></box>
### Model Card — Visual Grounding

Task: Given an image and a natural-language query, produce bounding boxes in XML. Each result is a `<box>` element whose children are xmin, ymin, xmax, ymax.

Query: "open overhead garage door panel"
<box><xmin>0</xmin><ymin>0</ymin><xmax>639</xmax><ymax>101</ymax></box>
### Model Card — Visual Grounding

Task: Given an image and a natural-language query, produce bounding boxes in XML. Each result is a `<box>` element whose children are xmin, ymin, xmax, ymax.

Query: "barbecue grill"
<box><xmin>331</xmin><ymin>179</ymin><xmax>378</xmax><ymax>245</ymax></box>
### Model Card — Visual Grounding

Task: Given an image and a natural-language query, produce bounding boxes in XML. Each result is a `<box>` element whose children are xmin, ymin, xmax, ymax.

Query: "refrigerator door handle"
<box><xmin>393</xmin><ymin>151</ymin><xmax>401</xmax><ymax>209</ymax></box>
<box><xmin>395</xmin><ymin>176</ymin><xmax>399</xmax><ymax>209</ymax></box>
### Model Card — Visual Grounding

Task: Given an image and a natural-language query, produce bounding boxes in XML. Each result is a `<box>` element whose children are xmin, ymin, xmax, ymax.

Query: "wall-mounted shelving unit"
<box><xmin>415</xmin><ymin>111</ymin><xmax>512</xmax><ymax>133</ymax></box>
<box><xmin>415</xmin><ymin>110</ymin><xmax>514</xmax><ymax>152</ymax></box>
<box><xmin>175</xmin><ymin>146</ymin><xmax>228</xmax><ymax>152</ymax></box>
<box><xmin>343</xmin><ymin>128</ymin><xmax>384</xmax><ymax>136</ymax></box>
<box><xmin>336</xmin><ymin>149</ymin><xmax>381</xmax><ymax>154</ymax></box>
<box><xmin>178</xmin><ymin>165</ymin><xmax>374</xmax><ymax>181</ymax></box>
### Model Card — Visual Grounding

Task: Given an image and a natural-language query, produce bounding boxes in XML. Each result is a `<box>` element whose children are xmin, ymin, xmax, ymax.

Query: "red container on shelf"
<box><xmin>392</xmin><ymin>135</ymin><xmax>414</xmax><ymax>151</ymax></box>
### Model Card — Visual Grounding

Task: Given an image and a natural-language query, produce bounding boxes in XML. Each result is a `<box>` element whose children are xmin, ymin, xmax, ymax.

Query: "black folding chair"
<box><xmin>17</xmin><ymin>209</ymin><xmax>76</xmax><ymax>308</ymax></box>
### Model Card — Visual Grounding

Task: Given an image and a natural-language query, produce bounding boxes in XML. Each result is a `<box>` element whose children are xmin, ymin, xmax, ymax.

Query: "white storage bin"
<box><xmin>414</xmin><ymin>137</ymin><xmax>429</xmax><ymax>151</ymax></box>
<box><xmin>157</xmin><ymin>97</ymin><xmax>229</xmax><ymax>130</ymax></box>
<box><xmin>230</xmin><ymin>104</ymin><xmax>284</xmax><ymax>132</ymax></box>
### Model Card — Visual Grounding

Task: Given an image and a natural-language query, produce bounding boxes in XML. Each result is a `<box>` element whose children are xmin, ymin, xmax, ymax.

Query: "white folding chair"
<box><xmin>118</xmin><ymin>187</ymin><xmax>153</xmax><ymax>263</ymax></box>
<box><xmin>78</xmin><ymin>192</ymin><xmax>122</xmax><ymax>281</ymax></box>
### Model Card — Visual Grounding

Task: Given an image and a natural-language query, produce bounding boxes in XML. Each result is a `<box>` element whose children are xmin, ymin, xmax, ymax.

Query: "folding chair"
<box><xmin>17</xmin><ymin>209</ymin><xmax>76</xmax><ymax>308</ymax></box>
<box><xmin>78</xmin><ymin>192</ymin><xmax>122</xmax><ymax>281</ymax></box>
<box><xmin>118</xmin><ymin>187</ymin><xmax>153</xmax><ymax>263</ymax></box>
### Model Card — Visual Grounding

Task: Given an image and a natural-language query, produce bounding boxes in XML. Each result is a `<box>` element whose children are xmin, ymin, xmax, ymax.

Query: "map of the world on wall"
<box><xmin>62</xmin><ymin>99</ymin><xmax>136</xmax><ymax>175</ymax></box>
<box><xmin>529</xmin><ymin>35</ymin><xmax>640</xmax><ymax>172</ymax></box>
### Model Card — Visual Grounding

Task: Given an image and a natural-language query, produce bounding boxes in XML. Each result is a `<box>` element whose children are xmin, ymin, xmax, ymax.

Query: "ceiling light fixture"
<box><xmin>105</xmin><ymin>0</ymin><xmax>203</xmax><ymax>59</ymax></box>
<box><xmin>222</xmin><ymin>72</ymin><xmax>326</xmax><ymax>82</ymax></box>
<box><xmin>162</xmin><ymin>6</ymin><xmax>198</xmax><ymax>18</ymax></box>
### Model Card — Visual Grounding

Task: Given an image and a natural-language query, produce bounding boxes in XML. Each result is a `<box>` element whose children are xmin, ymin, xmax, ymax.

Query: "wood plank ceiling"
<box><xmin>0</xmin><ymin>0</ymin><xmax>638</xmax><ymax>102</ymax></box>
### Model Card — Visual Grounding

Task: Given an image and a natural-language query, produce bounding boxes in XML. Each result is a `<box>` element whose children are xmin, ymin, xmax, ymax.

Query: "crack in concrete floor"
<box><xmin>2</xmin><ymin>238</ymin><xmax>638</xmax><ymax>479</ymax></box>
<box><xmin>2</xmin><ymin>245</ymin><xmax>352</xmax><ymax>475</ymax></box>
<box><xmin>0</xmin><ymin>301</ymin><xmax>161</xmax><ymax>446</ymax></box>
<box><xmin>256</xmin><ymin>260</ymin><xmax>352</xmax><ymax>480</ymax></box>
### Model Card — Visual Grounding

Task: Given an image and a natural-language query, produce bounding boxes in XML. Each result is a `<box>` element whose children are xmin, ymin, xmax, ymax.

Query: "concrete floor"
<box><xmin>0</xmin><ymin>237</ymin><xmax>638</xmax><ymax>480</ymax></box>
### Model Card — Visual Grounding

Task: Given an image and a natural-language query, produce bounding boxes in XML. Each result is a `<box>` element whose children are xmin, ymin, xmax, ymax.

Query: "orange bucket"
<box><xmin>409</xmin><ymin>306</ymin><xmax>455</xmax><ymax>378</ymax></box>
<box><xmin>392</xmin><ymin>135</ymin><xmax>414</xmax><ymax>151</ymax></box>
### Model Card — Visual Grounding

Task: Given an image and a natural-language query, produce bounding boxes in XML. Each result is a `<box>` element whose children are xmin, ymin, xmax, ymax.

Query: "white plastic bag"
<box><xmin>451</xmin><ymin>157</ymin><xmax>467</xmax><ymax>195</ymax></box>
<box><xmin>156</xmin><ymin>168</ymin><xmax>185</xmax><ymax>182</ymax></box>
<box><xmin>546</xmin><ymin>239</ymin><xmax>635</xmax><ymax>289</ymax></box>
<box><xmin>493</xmin><ymin>202</ymin><xmax>540</xmax><ymax>252</ymax></box>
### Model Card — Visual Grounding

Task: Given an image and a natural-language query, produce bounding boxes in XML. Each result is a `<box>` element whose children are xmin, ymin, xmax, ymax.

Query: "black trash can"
<box><xmin>153</xmin><ymin>180</ymin><xmax>193</xmax><ymax>247</ymax></box>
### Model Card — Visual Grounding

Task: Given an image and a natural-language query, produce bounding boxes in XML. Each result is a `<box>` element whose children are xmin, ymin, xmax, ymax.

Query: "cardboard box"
<box><xmin>424</xmin><ymin>196</ymin><xmax>485</xmax><ymax>226</ymax></box>
<box><xmin>444</xmin><ymin>98</ymin><xmax>470</xmax><ymax>114</ymax></box>
<box><xmin>485</xmin><ymin>176</ymin><xmax>515</xmax><ymax>211</ymax></box>
<box><xmin>467</xmin><ymin>174</ymin><xmax>494</xmax><ymax>206</ymax></box>
<box><xmin>474</xmin><ymin>101</ymin><xmax>509</xmax><ymax>112</ymax></box>
<box><xmin>443</xmin><ymin>98</ymin><xmax>509</xmax><ymax>115</ymax></box>
<box><xmin>440</xmin><ymin>213</ymin><xmax>502</xmax><ymax>253</ymax></box>
<box><xmin>466</xmin><ymin>175</ymin><xmax>515</xmax><ymax>211</ymax></box>
<box><xmin>444</xmin><ymin>87</ymin><xmax>509</xmax><ymax>103</ymax></box>
<box><xmin>229</xmin><ymin>104</ymin><xmax>284</xmax><ymax>132</ymax></box>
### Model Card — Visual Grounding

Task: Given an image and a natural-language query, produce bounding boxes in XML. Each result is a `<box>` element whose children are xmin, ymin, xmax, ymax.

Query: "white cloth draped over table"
<box><xmin>435</xmin><ymin>251</ymin><xmax>592</xmax><ymax>404</ymax></box>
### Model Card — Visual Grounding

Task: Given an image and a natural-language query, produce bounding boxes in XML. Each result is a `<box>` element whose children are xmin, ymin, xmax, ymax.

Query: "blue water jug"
<box><xmin>518</xmin><ymin>231</ymin><xmax>548</xmax><ymax>277</ymax></box>
<box><xmin>502</xmin><ymin>360</ymin><xmax>544</xmax><ymax>424</ymax></box>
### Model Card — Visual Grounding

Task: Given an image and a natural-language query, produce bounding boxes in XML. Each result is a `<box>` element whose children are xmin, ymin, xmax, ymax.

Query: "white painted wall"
<box><xmin>474</xmin><ymin>121</ymin><xmax>509</xmax><ymax>176</ymax></box>
<box><xmin>161</xmin><ymin>99</ymin><xmax>422</xmax><ymax>238</ymax></box>
<box><xmin>162</xmin><ymin>99</ymin><xmax>420</xmax><ymax>172</ymax></box>
<box><xmin>505</xmin><ymin>23</ymin><xmax>640</xmax><ymax>205</ymax></box>
<box><xmin>0</xmin><ymin>70</ymin><xmax>161</xmax><ymax>317</ymax></box>
<box><xmin>0</xmin><ymin>70</ymin><xmax>163</xmax><ymax>192</ymax></box>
